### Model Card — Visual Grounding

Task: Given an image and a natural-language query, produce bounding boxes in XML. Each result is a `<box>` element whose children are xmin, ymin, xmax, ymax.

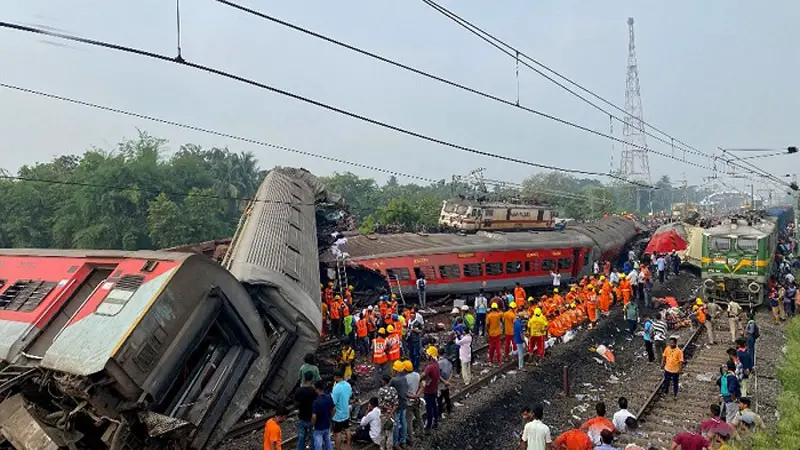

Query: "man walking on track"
<box><xmin>661</xmin><ymin>337</ymin><xmax>684</xmax><ymax>397</ymax></box>
<box><xmin>486</xmin><ymin>303</ymin><xmax>503</xmax><ymax>366</ymax></box>
<box><xmin>726</xmin><ymin>301</ymin><xmax>743</xmax><ymax>343</ymax></box>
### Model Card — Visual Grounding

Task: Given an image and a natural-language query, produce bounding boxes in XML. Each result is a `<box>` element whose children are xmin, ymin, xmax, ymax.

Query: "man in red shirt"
<box><xmin>418</xmin><ymin>346</ymin><xmax>441</xmax><ymax>430</ymax></box>
<box><xmin>579</xmin><ymin>402</ymin><xmax>615</xmax><ymax>446</ymax></box>
<box><xmin>671</xmin><ymin>431</ymin><xmax>709</xmax><ymax>450</ymax></box>
<box><xmin>553</xmin><ymin>428</ymin><xmax>593</xmax><ymax>449</ymax></box>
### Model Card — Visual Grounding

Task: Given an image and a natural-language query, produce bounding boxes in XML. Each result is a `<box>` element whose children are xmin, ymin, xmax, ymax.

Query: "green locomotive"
<box><xmin>702</xmin><ymin>216</ymin><xmax>778</xmax><ymax>306</ymax></box>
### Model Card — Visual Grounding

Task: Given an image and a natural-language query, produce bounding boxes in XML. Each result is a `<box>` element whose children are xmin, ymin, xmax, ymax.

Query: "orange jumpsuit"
<box><xmin>620</xmin><ymin>279</ymin><xmax>632</xmax><ymax>306</ymax></box>
<box><xmin>586</xmin><ymin>293</ymin><xmax>598</xmax><ymax>323</ymax></box>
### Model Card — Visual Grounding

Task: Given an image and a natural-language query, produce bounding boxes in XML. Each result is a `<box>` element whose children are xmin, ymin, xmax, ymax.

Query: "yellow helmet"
<box><xmin>553</xmin><ymin>288</ymin><xmax>559</xmax><ymax>293</ymax></box>
<box><xmin>334</xmin><ymin>295</ymin><xmax>342</xmax><ymax>300</ymax></box>
<box><xmin>378</xmin><ymin>327</ymin><xmax>386</xmax><ymax>335</ymax></box>
<box><xmin>320</xmin><ymin>283</ymin><xmax>323</xmax><ymax>288</ymax></box>
<box><xmin>620</xmin><ymin>273</ymin><xmax>626</xmax><ymax>278</ymax></box>
<box><xmin>393</xmin><ymin>360</ymin><xmax>405</xmax><ymax>372</ymax></box>
<box><xmin>403</xmin><ymin>360</ymin><xmax>414</xmax><ymax>372</ymax></box>
<box><xmin>328</xmin><ymin>281</ymin><xmax>334</xmax><ymax>285</ymax></box>
<box><xmin>509</xmin><ymin>302</ymin><xmax>517</xmax><ymax>309</ymax></box>
<box><xmin>491</xmin><ymin>303</ymin><xmax>499</xmax><ymax>309</ymax></box>
<box><xmin>391</xmin><ymin>294</ymin><xmax>397</xmax><ymax>299</ymax></box>
<box><xmin>386</xmin><ymin>324</ymin><xmax>395</xmax><ymax>333</ymax></box>
<box><xmin>348</xmin><ymin>285</ymin><xmax>354</xmax><ymax>290</ymax></box>
<box><xmin>571</xmin><ymin>287</ymin><xmax>577</xmax><ymax>292</ymax></box>
<box><xmin>587</xmin><ymin>284</ymin><xmax>594</xmax><ymax>289</ymax></box>
<box><xmin>696</xmin><ymin>298</ymin><xmax>704</xmax><ymax>306</ymax></box>
<box><xmin>600</xmin><ymin>276</ymin><xmax>606</xmax><ymax>281</ymax></box>
<box><xmin>534</xmin><ymin>307</ymin><xmax>542</xmax><ymax>316</ymax></box>
<box><xmin>570</xmin><ymin>303</ymin><xmax>576</xmax><ymax>308</ymax></box>
<box><xmin>527</xmin><ymin>296</ymin><xmax>534</xmax><ymax>301</ymax></box>
<box><xmin>426</xmin><ymin>346</ymin><xmax>439</xmax><ymax>358</ymax></box>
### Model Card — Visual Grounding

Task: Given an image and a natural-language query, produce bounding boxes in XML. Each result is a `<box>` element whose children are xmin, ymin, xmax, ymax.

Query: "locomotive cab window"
<box><xmin>541</xmin><ymin>259</ymin><xmax>555</xmax><ymax>271</ymax></box>
<box><xmin>506</xmin><ymin>261</ymin><xmax>522</xmax><ymax>274</ymax></box>
<box><xmin>439</xmin><ymin>265</ymin><xmax>461</xmax><ymax>279</ymax></box>
<box><xmin>485</xmin><ymin>262</ymin><xmax>503</xmax><ymax>276</ymax></box>
<box><xmin>736</xmin><ymin>238</ymin><xmax>758</xmax><ymax>252</ymax></box>
<box><xmin>557</xmin><ymin>258</ymin><xmax>572</xmax><ymax>270</ymax></box>
<box><xmin>463</xmin><ymin>263</ymin><xmax>483</xmax><ymax>278</ymax></box>
<box><xmin>709</xmin><ymin>237</ymin><xmax>731</xmax><ymax>252</ymax></box>
<box><xmin>386</xmin><ymin>268</ymin><xmax>411</xmax><ymax>281</ymax></box>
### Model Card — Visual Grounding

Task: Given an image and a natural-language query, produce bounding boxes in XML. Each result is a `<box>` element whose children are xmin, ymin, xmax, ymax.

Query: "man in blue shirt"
<box><xmin>312</xmin><ymin>381</ymin><xmax>335</xmax><ymax>450</ymax></box>
<box><xmin>513</xmin><ymin>313</ymin><xmax>526</xmax><ymax>370</ymax></box>
<box><xmin>331</xmin><ymin>369</ymin><xmax>352</xmax><ymax>450</ymax></box>
<box><xmin>736</xmin><ymin>338</ymin><xmax>754</xmax><ymax>397</ymax></box>
<box><xmin>718</xmin><ymin>361</ymin><xmax>741</xmax><ymax>423</ymax></box>
<box><xmin>642</xmin><ymin>315</ymin><xmax>654</xmax><ymax>362</ymax></box>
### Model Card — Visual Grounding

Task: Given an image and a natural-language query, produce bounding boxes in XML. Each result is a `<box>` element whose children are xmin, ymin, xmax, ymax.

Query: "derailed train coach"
<box><xmin>0</xmin><ymin>250</ymin><xmax>268</xmax><ymax>449</ymax></box>
<box><xmin>223</xmin><ymin>167</ymin><xmax>342</xmax><ymax>407</ymax></box>
<box><xmin>0</xmin><ymin>168</ymin><xmax>343</xmax><ymax>449</ymax></box>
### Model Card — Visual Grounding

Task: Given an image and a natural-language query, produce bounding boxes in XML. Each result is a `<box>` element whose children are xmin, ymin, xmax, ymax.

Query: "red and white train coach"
<box><xmin>330</xmin><ymin>216</ymin><xmax>640</xmax><ymax>297</ymax></box>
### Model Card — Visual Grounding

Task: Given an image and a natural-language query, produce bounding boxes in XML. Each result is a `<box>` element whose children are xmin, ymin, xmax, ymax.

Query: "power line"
<box><xmin>0</xmin><ymin>83</ymin><xmax>442</xmax><ymax>184</ymax></box>
<box><xmin>0</xmin><ymin>21</ymin><xmax>654</xmax><ymax>188</ymax></box>
<box><xmin>421</xmin><ymin>0</ymin><xmax>785</xmax><ymax>185</ymax></box>
<box><xmin>216</xmin><ymin>0</ymin><xmax>715</xmax><ymax>176</ymax></box>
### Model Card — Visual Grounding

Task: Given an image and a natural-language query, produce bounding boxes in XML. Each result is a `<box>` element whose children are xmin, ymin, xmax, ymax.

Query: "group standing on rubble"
<box><xmin>283</xmin><ymin>232</ymin><xmax>793</xmax><ymax>450</ymax></box>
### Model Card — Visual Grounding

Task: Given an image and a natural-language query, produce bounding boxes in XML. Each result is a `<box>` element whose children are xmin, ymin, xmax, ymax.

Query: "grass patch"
<box><xmin>753</xmin><ymin>318</ymin><xmax>800</xmax><ymax>449</ymax></box>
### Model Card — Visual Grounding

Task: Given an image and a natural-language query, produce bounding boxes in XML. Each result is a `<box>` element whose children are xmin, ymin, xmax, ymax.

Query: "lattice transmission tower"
<box><xmin>618</xmin><ymin>17</ymin><xmax>651</xmax><ymax>185</ymax></box>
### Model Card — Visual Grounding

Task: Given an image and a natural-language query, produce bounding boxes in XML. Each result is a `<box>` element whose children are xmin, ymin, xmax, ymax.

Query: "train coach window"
<box><xmin>485</xmin><ymin>262</ymin><xmax>503</xmax><ymax>276</ymax></box>
<box><xmin>439</xmin><ymin>265</ymin><xmax>461</xmax><ymax>279</ymax></box>
<box><xmin>710</xmin><ymin>237</ymin><xmax>731</xmax><ymax>252</ymax></box>
<box><xmin>558</xmin><ymin>258</ymin><xmax>572</xmax><ymax>270</ymax></box>
<box><xmin>386</xmin><ymin>268</ymin><xmax>411</xmax><ymax>281</ymax></box>
<box><xmin>463</xmin><ymin>263</ymin><xmax>483</xmax><ymax>277</ymax></box>
<box><xmin>413</xmin><ymin>266</ymin><xmax>437</xmax><ymax>280</ymax></box>
<box><xmin>525</xmin><ymin>260</ymin><xmax>539</xmax><ymax>272</ymax></box>
<box><xmin>506</xmin><ymin>261</ymin><xmax>522</xmax><ymax>274</ymax></box>
<box><xmin>583</xmin><ymin>253</ymin><xmax>590</xmax><ymax>266</ymax></box>
<box><xmin>736</xmin><ymin>238</ymin><xmax>758</xmax><ymax>252</ymax></box>
<box><xmin>541</xmin><ymin>259</ymin><xmax>555</xmax><ymax>271</ymax></box>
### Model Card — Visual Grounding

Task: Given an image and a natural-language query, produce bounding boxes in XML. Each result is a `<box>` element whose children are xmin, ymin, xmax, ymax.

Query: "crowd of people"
<box><xmin>268</xmin><ymin>238</ymin><xmax>787</xmax><ymax>450</ymax></box>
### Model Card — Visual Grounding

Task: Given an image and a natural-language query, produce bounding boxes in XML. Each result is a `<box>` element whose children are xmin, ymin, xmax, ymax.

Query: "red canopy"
<box><xmin>645</xmin><ymin>225</ymin><xmax>688</xmax><ymax>255</ymax></box>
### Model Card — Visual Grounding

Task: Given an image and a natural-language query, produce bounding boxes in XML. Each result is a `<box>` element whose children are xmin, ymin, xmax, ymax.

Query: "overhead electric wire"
<box><xmin>216</xmin><ymin>0</ymin><xmax>715</xmax><ymax>176</ymax></box>
<box><xmin>0</xmin><ymin>83</ymin><xmax>442</xmax><ymax>185</ymax></box>
<box><xmin>421</xmin><ymin>0</ymin><xmax>787</xmax><ymax>186</ymax></box>
<box><xmin>0</xmin><ymin>20</ymin><xmax>655</xmax><ymax>188</ymax></box>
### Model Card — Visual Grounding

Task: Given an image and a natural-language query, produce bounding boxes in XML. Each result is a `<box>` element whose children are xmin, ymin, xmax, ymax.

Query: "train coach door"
<box><xmin>572</xmin><ymin>248</ymin><xmax>581</xmax><ymax>279</ymax></box>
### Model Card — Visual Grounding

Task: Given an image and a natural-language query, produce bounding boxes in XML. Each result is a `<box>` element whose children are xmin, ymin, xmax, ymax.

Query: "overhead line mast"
<box><xmin>618</xmin><ymin>17</ymin><xmax>652</xmax><ymax>212</ymax></box>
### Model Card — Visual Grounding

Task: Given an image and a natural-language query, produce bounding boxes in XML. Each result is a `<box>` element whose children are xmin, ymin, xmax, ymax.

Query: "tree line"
<box><xmin>0</xmin><ymin>133</ymin><xmax>712</xmax><ymax>250</ymax></box>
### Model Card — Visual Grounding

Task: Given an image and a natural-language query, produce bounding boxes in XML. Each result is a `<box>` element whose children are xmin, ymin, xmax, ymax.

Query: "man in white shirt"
<box><xmin>355</xmin><ymin>397</ymin><xmax>381</xmax><ymax>445</ymax></box>
<box><xmin>727</xmin><ymin>301</ymin><xmax>743</xmax><ymax>343</ymax></box>
<box><xmin>520</xmin><ymin>404</ymin><xmax>553</xmax><ymax>450</ymax></box>
<box><xmin>550</xmin><ymin>272</ymin><xmax>561</xmax><ymax>289</ymax></box>
<box><xmin>628</xmin><ymin>268</ymin><xmax>639</xmax><ymax>300</ymax></box>
<box><xmin>609</xmin><ymin>269</ymin><xmax>620</xmax><ymax>285</ymax></box>
<box><xmin>593</xmin><ymin>261</ymin><xmax>600</xmax><ymax>275</ymax></box>
<box><xmin>611</xmin><ymin>397</ymin><xmax>636</xmax><ymax>433</ymax></box>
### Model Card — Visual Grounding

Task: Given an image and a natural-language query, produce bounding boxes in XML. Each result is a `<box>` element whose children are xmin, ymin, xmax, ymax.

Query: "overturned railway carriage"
<box><xmin>223</xmin><ymin>167</ymin><xmax>333</xmax><ymax>408</ymax></box>
<box><xmin>0</xmin><ymin>250</ymin><xmax>267</xmax><ymax>449</ymax></box>
<box><xmin>328</xmin><ymin>216</ymin><xmax>638</xmax><ymax>298</ymax></box>
<box><xmin>702</xmin><ymin>217</ymin><xmax>778</xmax><ymax>306</ymax></box>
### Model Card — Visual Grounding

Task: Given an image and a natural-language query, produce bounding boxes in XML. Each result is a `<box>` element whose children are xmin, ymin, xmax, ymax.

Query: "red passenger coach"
<box><xmin>0</xmin><ymin>249</ymin><xmax>270</xmax><ymax>449</ymax></box>
<box><xmin>328</xmin><ymin>216</ymin><xmax>639</xmax><ymax>298</ymax></box>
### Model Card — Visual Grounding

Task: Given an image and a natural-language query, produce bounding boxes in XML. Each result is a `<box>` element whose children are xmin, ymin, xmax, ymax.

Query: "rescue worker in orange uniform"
<box><xmin>385</xmin><ymin>324</ymin><xmax>401</xmax><ymax>375</ymax></box>
<box><xmin>514</xmin><ymin>283</ymin><xmax>526</xmax><ymax>305</ymax></box>
<box><xmin>585</xmin><ymin>287</ymin><xmax>599</xmax><ymax>326</ymax></box>
<box><xmin>503</xmin><ymin>303</ymin><xmax>517</xmax><ymax>359</ymax></box>
<box><xmin>548</xmin><ymin>313</ymin><xmax>567</xmax><ymax>339</ymax></box>
<box><xmin>619</xmin><ymin>273</ymin><xmax>632</xmax><ymax>306</ymax></box>
<box><xmin>389</xmin><ymin>294</ymin><xmax>399</xmax><ymax>315</ymax></box>
<box><xmin>378</xmin><ymin>296</ymin><xmax>389</xmax><ymax>319</ymax></box>
<box><xmin>373</xmin><ymin>328</ymin><xmax>388</xmax><ymax>378</ymax></box>
<box><xmin>486</xmin><ymin>303</ymin><xmax>504</xmax><ymax>366</ymax></box>
<box><xmin>330</xmin><ymin>295</ymin><xmax>343</xmax><ymax>336</ymax></box>
<box><xmin>355</xmin><ymin>313</ymin><xmax>369</xmax><ymax>355</ymax></box>
<box><xmin>566</xmin><ymin>286</ymin><xmax>578</xmax><ymax>306</ymax></box>
<box><xmin>552</xmin><ymin>288</ymin><xmax>564</xmax><ymax>310</ymax></box>
<box><xmin>324</xmin><ymin>281</ymin><xmax>335</xmax><ymax>304</ymax></box>
<box><xmin>598</xmin><ymin>286</ymin><xmax>612</xmax><ymax>316</ymax></box>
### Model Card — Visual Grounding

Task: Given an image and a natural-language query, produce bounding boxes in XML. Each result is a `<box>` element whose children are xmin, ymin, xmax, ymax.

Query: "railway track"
<box><xmin>223</xmin><ymin>337</ymin><xmax>494</xmax><ymax>442</ymax></box>
<box><xmin>618</xmin><ymin>322</ymin><xmax>735</xmax><ymax>449</ymax></box>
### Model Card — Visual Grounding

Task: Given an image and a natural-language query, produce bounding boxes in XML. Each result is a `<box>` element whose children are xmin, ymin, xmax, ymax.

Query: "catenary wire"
<box><xmin>216</xmin><ymin>0</ymin><xmax>716</xmax><ymax>177</ymax></box>
<box><xmin>0</xmin><ymin>83</ymin><xmax>443</xmax><ymax>185</ymax></box>
<box><xmin>0</xmin><ymin>83</ymin><xmax>617</xmax><ymax>206</ymax></box>
<box><xmin>0</xmin><ymin>21</ymin><xmax>657</xmax><ymax>188</ymax></box>
<box><xmin>421</xmin><ymin>0</ymin><xmax>787</xmax><ymax>185</ymax></box>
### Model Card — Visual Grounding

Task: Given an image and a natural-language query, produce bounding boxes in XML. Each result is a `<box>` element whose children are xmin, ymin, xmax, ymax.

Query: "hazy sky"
<box><xmin>1</xmin><ymin>0</ymin><xmax>798</xmax><ymax>195</ymax></box>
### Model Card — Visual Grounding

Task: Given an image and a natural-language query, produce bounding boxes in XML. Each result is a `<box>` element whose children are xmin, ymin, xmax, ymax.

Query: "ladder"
<box><xmin>0</xmin><ymin>364</ymin><xmax>37</xmax><ymax>397</ymax></box>
<box><xmin>386</xmin><ymin>275</ymin><xmax>406</xmax><ymax>305</ymax></box>
<box><xmin>335</xmin><ymin>255</ymin><xmax>349</xmax><ymax>296</ymax></box>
